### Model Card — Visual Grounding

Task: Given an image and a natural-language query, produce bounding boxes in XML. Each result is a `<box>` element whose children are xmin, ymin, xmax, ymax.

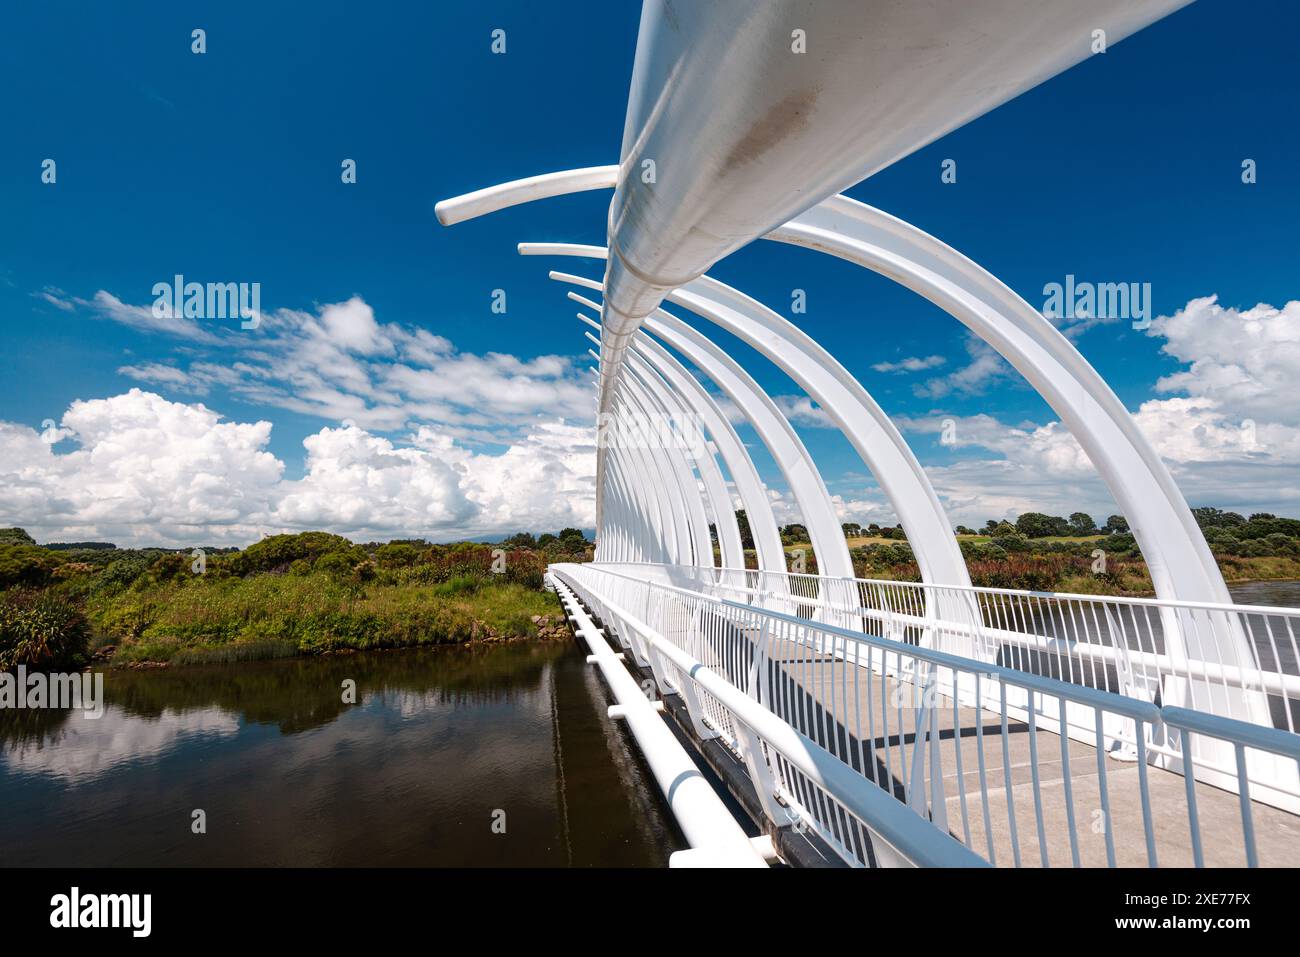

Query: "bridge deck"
<box><xmin>761</xmin><ymin>640</ymin><xmax>1300</xmax><ymax>867</ymax></box>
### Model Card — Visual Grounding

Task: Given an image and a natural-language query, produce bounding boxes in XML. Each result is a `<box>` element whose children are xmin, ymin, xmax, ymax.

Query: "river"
<box><xmin>0</xmin><ymin>641</ymin><xmax>685</xmax><ymax>866</ymax></box>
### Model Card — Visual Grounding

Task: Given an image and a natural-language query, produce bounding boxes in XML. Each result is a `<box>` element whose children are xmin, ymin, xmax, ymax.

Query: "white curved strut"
<box><xmin>605</xmin><ymin>349</ymin><xmax>714</xmax><ymax>567</ymax></box>
<box><xmin>621</xmin><ymin>322</ymin><xmax>786</xmax><ymax>575</ymax></box>
<box><xmin>431</xmin><ymin>167</ymin><xmax>1242</xmax><ymax>620</ymax></box>
<box><xmin>576</xmin><ymin>287</ymin><xmax>852</xmax><ymax>582</ymax></box>
<box><xmin>540</xmin><ymin>248</ymin><xmax>969</xmax><ymax>590</ymax></box>
<box><xmin>619</xmin><ymin>339</ymin><xmax>741</xmax><ymax>570</ymax></box>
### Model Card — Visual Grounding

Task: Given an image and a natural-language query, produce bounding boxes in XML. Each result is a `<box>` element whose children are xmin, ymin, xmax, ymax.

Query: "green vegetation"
<box><xmin>0</xmin><ymin>590</ymin><xmax>91</xmax><ymax>670</ymax></box>
<box><xmin>767</xmin><ymin>508</ymin><xmax>1300</xmax><ymax>595</ymax></box>
<box><xmin>0</xmin><ymin>529</ymin><xmax>594</xmax><ymax>668</ymax></box>
<box><xmin>6</xmin><ymin>505</ymin><xmax>1298</xmax><ymax>672</ymax></box>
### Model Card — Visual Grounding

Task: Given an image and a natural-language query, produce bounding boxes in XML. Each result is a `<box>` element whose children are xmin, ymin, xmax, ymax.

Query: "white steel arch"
<box><xmin>434</xmin><ymin>163</ymin><xmax>1266</xmax><ymax>711</ymax></box>
<box><xmin>536</xmin><ymin>248</ymin><xmax>968</xmax><ymax>589</ymax></box>
<box><xmin>616</xmin><ymin>336</ymin><xmax>740</xmax><ymax>569</ymax></box>
<box><xmin>574</xmin><ymin>289</ymin><xmax>854</xmax><ymax>581</ymax></box>
<box><xmin>433</xmin><ymin>166</ymin><xmax>1237</xmax><ymax>605</ymax></box>
<box><xmin>601</xmin><ymin>344</ymin><xmax>714</xmax><ymax>567</ymax></box>
<box><xmin>603</xmin><ymin>394</ymin><xmax>669</xmax><ymax>563</ymax></box>
<box><xmin>606</xmin><ymin>384</ymin><xmax>684</xmax><ymax>563</ymax></box>
<box><xmin>621</xmin><ymin>323</ymin><xmax>786</xmax><ymax>574</ymax></box>
<box><xmin>615</xmin><ymin>348</ymin><xmax>718</xmax><ymax>568</ymax></box>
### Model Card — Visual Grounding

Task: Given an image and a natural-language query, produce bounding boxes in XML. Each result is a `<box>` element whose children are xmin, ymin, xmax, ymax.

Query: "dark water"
<box><xmin>1229</xmin><ymin>579</ymin><xmax>1300</xmax><ymax>608</ymax></box>
<box><xmin>0</xmin><ymin>641</ymin><xmax>685</xmax><ymax>866</ymax></box>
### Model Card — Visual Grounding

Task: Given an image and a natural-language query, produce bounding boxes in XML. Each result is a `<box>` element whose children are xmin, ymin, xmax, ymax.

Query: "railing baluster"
<box><xmin>999</xmin><ymin>682</ymin><xmax>1022</xmax><ymax>867</ymax></box>
<box><xmin>1094</xmin><ymin>711</ymin><xmax>1117</xmax><ymax>867</ymax></box>
<box><xmin>1178</xmin><ymin>727</ymin><xmax>1204</xmax><ymax>868</ymax></box>
<box><xmin>1134</xmin><ymin>725</ymin><xmax>1159</xmax><ymax>867</ymax></box>
<box><xmin>975</xmin><ymin>673</ymin><xmax>996</xmax><ymax>865</ymax></box>
<box><xmin>1235</xmin><ymin>744</ymin><xmax>1258</xmax><ymax>868</ymax></box>
<box><xmin>953</xmin><ymin>680</ymin><xmax>972</xmax><ymax>847</ymax></box>
<box><xmin>1058</xmin><ymin>695</ymin><xmax>1080</xmax><ymax>867</ymax></box>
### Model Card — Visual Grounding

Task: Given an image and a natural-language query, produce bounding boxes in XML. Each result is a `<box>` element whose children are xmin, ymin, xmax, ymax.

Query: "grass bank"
<box><xmin>0</xmin><ymin>531</ymin><xmax>587</xmax><ymax>669</ymax></box>
<box><xmin>91</xmin><ymin>572</ymin><xmax>567</xmax><ymax>665</ymax></box>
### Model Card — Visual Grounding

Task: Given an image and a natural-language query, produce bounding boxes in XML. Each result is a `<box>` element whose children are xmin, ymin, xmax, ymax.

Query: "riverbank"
<box><xmin>0</xmin><ymin>531</ymin><xmax>588</xmax><ymax>671</ymax></box>
<box><xmin>90</xmin><ymin>575</ymin><xmax>570</xmax><ymax>667</ymax></box>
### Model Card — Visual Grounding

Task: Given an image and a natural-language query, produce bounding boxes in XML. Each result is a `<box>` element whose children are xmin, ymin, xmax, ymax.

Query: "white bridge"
<box><xmin>438</xmin><ymin>1</ymin><xmax>1300</xmax><ymax>867</ymax></box>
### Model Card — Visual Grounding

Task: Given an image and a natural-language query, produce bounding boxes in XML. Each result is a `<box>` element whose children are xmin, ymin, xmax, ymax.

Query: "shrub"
<box><xmin>0</xmin><ymin>591</ymin><xmax>90</xmax><ymax>670</ymax></box>
<box><xmin>148</xmin><ymin>553</ymin><xmax>191</xmax><ymax>582</ymax></box>
<box><xmin>235</xmin><ymin>532</ymin><xmax>353</xmax><ymax>575</ymax></box>
<box><xmin>314</xmin><ymin>551</ymin><xmax>355</xmax><ymax>578</ymax></box>
<box><xmin>95</xmin><ymin>555</ymin><xmax>154</xmax><ymax>592</ymax></box>
<box><xmin>0</xmin><ymin>544</ymin><xmax>62</xmax><ymax>589</ymax></box>
<box><xmin>51</xmin><ymin>561</ymin><xmax>96</xmax><ymax>581</ymax></box>
<box><xmin>990</xmin><ymin>533</ymin><xmax>1030</xmax><ymax>553</ymax></box>
<box><xmin>375</xmin><ymin>542</ymin><xmax>421</xmax><ymax>569</ymax></box>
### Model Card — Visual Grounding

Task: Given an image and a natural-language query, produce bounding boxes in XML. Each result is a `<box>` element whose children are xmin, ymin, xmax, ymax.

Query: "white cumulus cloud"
<box><xmin>0</xmin><ymin>390</ymin><xmax>595</xmax><ymax>546</ymax></box>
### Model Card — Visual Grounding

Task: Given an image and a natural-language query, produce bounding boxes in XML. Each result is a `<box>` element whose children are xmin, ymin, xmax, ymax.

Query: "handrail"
<box><xmin>687</xmin><ymin>568</ymin><xmax>1300</xmax><ymax>699</ymax></box>
<box><xmin>625</xmin><ymin>560</ymin><xmax>1300</xmax><ymax>617</ymax></box>
<box><xmin>602</xmin><ymin>566</ymin><xmax>1165</xmax><ymax>724</ymax></box>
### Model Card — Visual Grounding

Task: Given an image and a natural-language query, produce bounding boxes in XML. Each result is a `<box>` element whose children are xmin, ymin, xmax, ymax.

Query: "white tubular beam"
<box><xmin>604</xmin><ymin>1</ymin><xmax>1190</xmax><ymax>327</ymax></box>
<box><xmin>552</xmin><ymin>576</ymin><xmax>766</xmax><ymax>867</ymax></box>
<box><xmin>434</xmin><ymin>165</ymin><xmax>617</xmax><ymax>226</ymax></box>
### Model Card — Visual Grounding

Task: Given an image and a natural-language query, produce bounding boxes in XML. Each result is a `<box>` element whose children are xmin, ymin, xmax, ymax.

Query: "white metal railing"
<box><xmin>551</xmin><ymin>562</ymin><xmax>1300</xmax><ymax>867</ymax></box>
<box><xmin>606</xmin><ymin>562</ymin><xmax>1300</xmax><ymax>810</ymax></box>
<box><xmin>549</xmin><ymin>565</ymin><xmax>989</xmax><ymax>867</ymax></box>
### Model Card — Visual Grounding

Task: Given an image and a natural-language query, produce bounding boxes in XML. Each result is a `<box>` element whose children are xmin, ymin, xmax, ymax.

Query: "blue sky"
<box><xmin>1</xmin><ymin>0</ymin><xmax>1297</xmax><ymax>546</ymax></box>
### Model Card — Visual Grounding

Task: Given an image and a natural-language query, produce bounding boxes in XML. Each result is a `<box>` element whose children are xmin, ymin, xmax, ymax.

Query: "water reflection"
<box><xmin>0</xmin><ymin>642</ymin><xmax>683</xmax><ymax>866</ymax></box>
